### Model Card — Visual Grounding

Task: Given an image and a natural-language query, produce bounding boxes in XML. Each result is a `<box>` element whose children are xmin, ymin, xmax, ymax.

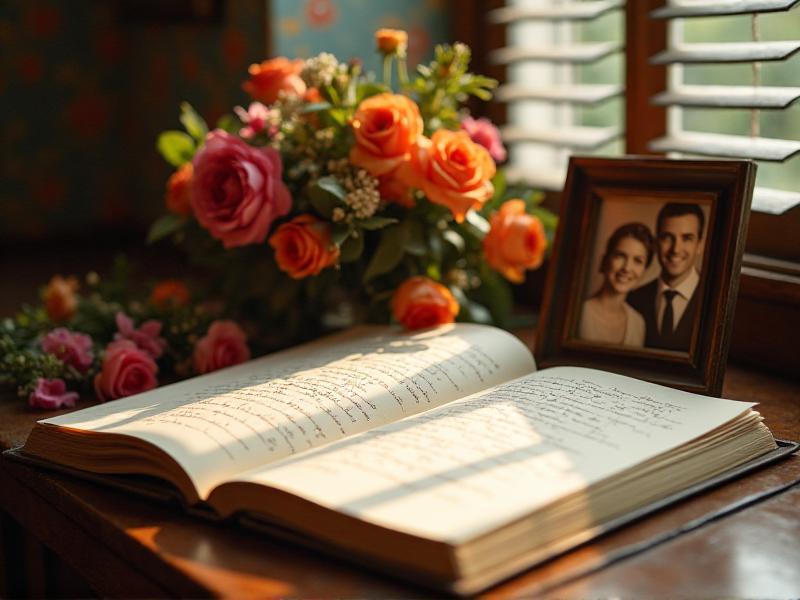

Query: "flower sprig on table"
<box><xmin>2</xmin><ymin>30</ymin><xmax>556</xmax><ymax>410</ymax></box>
<box><xmin>1</xmin><ymin>267</ymin><xmax>250</xmax><ymax>409</ymax></box>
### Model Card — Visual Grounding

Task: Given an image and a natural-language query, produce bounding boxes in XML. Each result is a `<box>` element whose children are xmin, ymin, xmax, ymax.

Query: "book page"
<box><xmin>228</xmin><ymin>366</ymin><xmax>759</xmax><ymax>543</ymax></box>
<box><xmin>40</xmin><ymin>324</ymin><xmax>534</xmax><ymax>499</ymax></box>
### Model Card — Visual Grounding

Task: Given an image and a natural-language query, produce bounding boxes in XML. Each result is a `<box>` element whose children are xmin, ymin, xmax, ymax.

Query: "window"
<box><xmin>490</xmin><ymin>0</ymin><xmax>625</xmax><ymax>190</ymax></box>
<box><xmin>650</xmin><ymin>1</ymin><xmax>800</xmax><ymax>260</ymax></box>
<box><xmin>476</xmin><ymin>0</ymin><xmax>800</xmax><ymax>371</ymax></box>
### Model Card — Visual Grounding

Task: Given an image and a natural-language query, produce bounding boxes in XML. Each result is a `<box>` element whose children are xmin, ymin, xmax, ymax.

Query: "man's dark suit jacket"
<box><xmin>627</xmin><ymin>279</ymin><xmax>699</xmax><ymax>351</ymax></box>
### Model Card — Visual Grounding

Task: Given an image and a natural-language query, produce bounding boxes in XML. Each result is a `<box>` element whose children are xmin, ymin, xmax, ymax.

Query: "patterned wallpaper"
<box><xmin>0</xmin><ymin>0</ymin><xmax>450</xmax><ymax>242</ymax></box>
<box><xmin>272</xmin><ymin>0</ymin><xmax>449</xmax><ymax>74</ymax></box>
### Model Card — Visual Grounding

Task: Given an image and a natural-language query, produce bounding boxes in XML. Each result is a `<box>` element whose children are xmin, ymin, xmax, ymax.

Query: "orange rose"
<box><xmin>378</xmin><ymin>175</ymin><xmax>414</xmax><ymax>208</ymax></box>
<box><xmin>165</xmin><ymin>163</ymin><xmax>193</xmax><ymax>215</ymax></box>
<box><xmin>483</xmin><ymin>200</ymin><xmax>547</xmax><ymax>283</ymax></box>
<box><xmin>242</xmin><ymin>57</ymin><xmax>306</xmax><ymax>105</ymax></box>
<box><xmin>375</xmin><ymin>28</ymin><xmax>408</xmax><ymax>56</ymax></box>
<box><xmin>269</xmin><ymin>214</ymin><xmax>340</xmax><ymax>279</ymax></box>
<box><xmin>42</xmin><ymin>275</ymin><xmax>79</xmax><ymax>321</ymax></box>
<box><xmin>303</xmin><ymin>87</ymin><xmax>322</xmax><ymax>103</ymax></box>
<box><xmin>150</xmin><ymin>280</ymin><xmax>191</xmax><ymax>308</ymax></box>
<box><xmin>399</xmin><ymin>129</ymin><xmax>495</xmax><ymax>223</ymax></box>
<box><xmin>391</xmin><ymin>276</ymin><xmax>459</xmax><ymax>331</ymax></box>
<box><xmin>349</xmin><ymin>93</ymin><xmax>423</xmax><ymax>178</ymax></box>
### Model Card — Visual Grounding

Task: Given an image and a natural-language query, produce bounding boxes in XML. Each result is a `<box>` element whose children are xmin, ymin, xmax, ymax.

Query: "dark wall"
<box><xmin>0</xmin><ymin>0</ymin><xmax>268</xmax><ymax>242</ymax></box>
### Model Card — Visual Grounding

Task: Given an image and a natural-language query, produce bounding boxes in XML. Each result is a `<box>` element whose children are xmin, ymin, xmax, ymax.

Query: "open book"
<box><xmin>17</xmin><ymin>324</ymin><xmax>788</xmax><ymax>593</ymax></box>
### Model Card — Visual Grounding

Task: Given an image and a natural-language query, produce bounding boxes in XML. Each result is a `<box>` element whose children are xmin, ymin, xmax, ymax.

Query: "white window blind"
<box><xmin>488</xmin><ymin>0</ymin><xmax>626</xmax><ymax>191</ymax></box>
<box><xmin>649</xmin><ymin>0</ymin><xmax>800</xmax><ymax>215</ymax></box>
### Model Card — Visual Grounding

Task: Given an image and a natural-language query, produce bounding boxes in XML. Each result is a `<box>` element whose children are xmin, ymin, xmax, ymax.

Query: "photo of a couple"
<box><xmin>577</xmin><ymin>201</ymin><xmax>708</xmax><ymax>352</ymax></box>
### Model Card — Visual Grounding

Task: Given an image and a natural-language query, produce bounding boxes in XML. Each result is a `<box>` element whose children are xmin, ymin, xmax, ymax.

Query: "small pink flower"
<box><xmin>191</xmin><ymin>129</ymin><xmax>292</xmax><ymax>249</ymax></box>
<box><xmin>193</xmin><ymin>320</ymin><xmax>251</xmax><ymax>374</ymax></box>
<box><xmin>29</xmin><ymin>378</ymin><xmax>79</xmax><ymax>410</ymax></box>
<box><xmin>40</xmin><ymin>328</ymin><xmax>94</xmax><ymax>373</ymax></box>
<box><xmin>233</xmin><ymin>101</ymin><xmax>275</xmax><ymax>139</ymax></box>
<box><xmin>461</xmin><ymin>116</ymin><xmax>507</xmax><ymax>163</ymax></box>
<box><xmin>94</xmin><ymin>340</ymin><xmax>158</xmax><ymax>402</ymax></box>
<box><xmin>114</xmin><ymin>312</ymin><xmax>167</xmax><ymax>359</ymax></box>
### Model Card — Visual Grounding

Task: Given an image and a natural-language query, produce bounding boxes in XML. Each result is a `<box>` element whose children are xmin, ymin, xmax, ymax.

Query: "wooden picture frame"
<box><xmin>535</xmin><ymin>157</ymin><xmax>756</xmax><ymax>396</ymax></box>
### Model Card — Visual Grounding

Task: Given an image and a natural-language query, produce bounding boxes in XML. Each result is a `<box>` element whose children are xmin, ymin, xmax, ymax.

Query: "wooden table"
<box><xmin>1</xmin><ymin>362</ymin><xmax>799</xmax><ymax>598</ymax></box>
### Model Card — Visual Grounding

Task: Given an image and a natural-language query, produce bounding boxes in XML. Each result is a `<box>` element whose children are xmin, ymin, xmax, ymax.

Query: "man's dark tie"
<box><xmin>662</xmin><ymin>290</ymin><xmax>679</xmax><ymax>335</ymax></box>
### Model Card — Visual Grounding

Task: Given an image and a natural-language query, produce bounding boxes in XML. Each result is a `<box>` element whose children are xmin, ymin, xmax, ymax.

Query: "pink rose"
<box><xmin>29</xmin><ymin>378</ymin><xmax>79</xmax><ymax>410</ymax></box>
<box><xmin>193</xmin><ymin>320</ymin><xmax>251</xmax><ymax>374</ymax></box>
<box><xmin>461</xmin><ymin>116</ymin><xmax>507</xmax><ymax>163</ymax></box>
<box><xmin>40</xmin><ymin>328</ymin><xmax>94</xmax><ymax>373</ymax></box>
<box><xmin>114</xmin><ymin>312</ymin><xmax>166</xmax><ymax>359</ymax></box>
<box><xmin>191</xmin><ymin>130</ymin><xmax>292</xmax><ymax>249</ymax></box>
<box><xmin>94</xmin><ymin>340</ymin><xmax>158</xmax><ymax>402</ymax></box>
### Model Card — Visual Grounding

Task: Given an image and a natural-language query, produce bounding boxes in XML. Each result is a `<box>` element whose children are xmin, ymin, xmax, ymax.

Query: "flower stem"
<box><xmin>398</xmin><ymin>57</ymin><xmax>409</xmax><ymax>88</ymax></box>
<box><xmin>430</xmin><ymin>88</ymin><xmax>444</xmax><ymax>115</ymax></box>
<box><xmin>382</xmin><ymin>55</ymin><xmax>393</xmax><ymax>87</ymax></box>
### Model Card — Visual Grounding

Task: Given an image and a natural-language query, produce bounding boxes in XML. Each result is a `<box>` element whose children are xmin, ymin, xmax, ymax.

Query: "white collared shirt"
<box><xmin>656</xmin><ymin>268</ymin><xmax>700</xmax><ymax>334</ymax></box>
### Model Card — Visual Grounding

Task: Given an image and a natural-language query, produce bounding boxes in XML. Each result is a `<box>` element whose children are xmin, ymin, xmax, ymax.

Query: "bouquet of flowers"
<box><xmin>1</xmin><ymin>30</ymin><xmax>555</xmax><ymax>409</ymax></box>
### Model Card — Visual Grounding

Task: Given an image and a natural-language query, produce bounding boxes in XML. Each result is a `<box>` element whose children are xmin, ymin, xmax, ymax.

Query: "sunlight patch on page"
<box><xmin>239</xmin><ymin>367</ymin><xmax>757</xmax><ymax>543</ymax></box>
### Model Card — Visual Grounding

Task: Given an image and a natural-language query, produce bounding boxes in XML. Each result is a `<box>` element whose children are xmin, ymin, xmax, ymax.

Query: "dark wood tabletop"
<box><xmin>1</xmin><ymin>360</ymin><xmax>799</xmax><ymax>598</ymax></box>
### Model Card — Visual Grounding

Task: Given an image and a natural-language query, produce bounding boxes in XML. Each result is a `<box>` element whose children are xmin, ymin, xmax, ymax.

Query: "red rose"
<box><xmin>191</xmin><ymin>130</ymin><xmax>292</xmax><ymax>248</ymax></box>
<box><xmin>193</xmin><ymin>320</ymin><xmax>251</xmax><ymax>374</ymax></box>
<box><xmin>94</xmin><ymin>340</ymin><xmax>158</xmax><ymax>402</ymax></box>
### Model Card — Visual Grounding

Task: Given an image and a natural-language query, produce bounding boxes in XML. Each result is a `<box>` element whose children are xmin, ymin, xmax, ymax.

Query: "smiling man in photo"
<box><xmin>628</xmin><ymin>202</ymin><xmax>705</xmax><ymax>351</ymax></box>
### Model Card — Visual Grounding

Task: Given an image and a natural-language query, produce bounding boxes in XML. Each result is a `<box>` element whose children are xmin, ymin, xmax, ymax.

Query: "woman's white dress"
<box><xmin>578</xmin><ymin>298</ymin><xmax>645</xmax><ymax>347</ymax></box>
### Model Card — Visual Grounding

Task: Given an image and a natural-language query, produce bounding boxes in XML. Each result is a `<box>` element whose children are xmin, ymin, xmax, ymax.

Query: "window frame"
<box><xmin>625</xmin><ymin>1</ymin><xmax>800</xmax><ymax>374</ymax></box>
<box><xmin>457</xmin><ymin>0</ymin><xmax>800</xmax><ymax>374</ymax></box>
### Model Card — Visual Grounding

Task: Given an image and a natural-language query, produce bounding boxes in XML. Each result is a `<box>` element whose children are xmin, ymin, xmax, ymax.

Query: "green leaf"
<box><xmin>301</xmin><ymin>102</ymin><xmax>333</xmax><ymax>113</ymax></box>
<box><xmin>357</xmin><ymin>216</ymin><xmax>398</xmax><ymax>231</ymax></box>
<box><xmin>491</xmin><ymin>169</ymin><xmax>507</xmax><ymax>202</ymax></box>
<box><xmin>442</xmin><ymin>229</ymin><xmax>465</xmax><ymax>253</ymax></box>
<box><xmin>404</xmin><ymin>221</ymin><xmax>427</xmax><ymax>256</ymax></box>
<box><xmin>328</xmin><ymin>108</ymin><xmax>349</xmax><ymax>126</ymax></box>
<box><xmin>527</xmin><ymin>189</ymin><xmax>545</xmax><ymax>206</ymax></box>
<box><xmin>428</xmin><ymin>231</ymin><xmax>444</xmax><ymax>263</ymax></box>
<box><xmin>216</xmin><ymin>114</ymin><xmax>240</xmax><ymax>134</ymax></box>
<box><xmin>339</xmin><ymin>232</ymin><xmax>364</xmax><ymax>263</ymax></box>
<box><xmin>425</xmin><ymin>263</ymin><xmax>441</xmax><ymax>281</ymax></box>
<box><xmin>463</xmin><ymin>209</ymin><xmax>490</xmax><ymax>242</ymax></box>
<box><xmin>465</xmin><ymin>210</ymin><xmax>490</xmax><ymax>235</ymax></box>
<box><xmin>530</xmin><ymin>205</ymin><xmax>559</xmax><ymax>232</ymax></box>
<box><xmin>463</xmin><ymin>299</ymin><xmax>493</xmax><ymax>324</ymax></box>
<box><xmin>147</xmin><ymin>214</ymin><xmax>186</xmax><ymax>244</ymax></box>
<box><xmin>316</xmin><ymin>176</ymin><xmax>347</xmax><ymax>200</ymax></box>
<box><xmin>363</xmin><ymin>224</ymin><xmax>408</xmax><ymax>283</ymax></box>
<box><xmin>309</xmin><ymin>177</ymin><xmax>346</xmax><ymax>218</ymax></box>
<box><xmin>474</xmin><ymin>263</ymin><xmax>514</xmax><ymax>325</ymax></box>
<box><xmin>325</xmin><ymin>84</ymin><xmax>341</xmax><ymax>105</ymax></box>
<box><xmin>179</xmin><ymin>102</ymin><xmax>208</xmax><ymax>142</ymax></box>
<box><xmin>357</xmin><ymin>82</ymin><xmax>391</xmax><ymax>102</ymax></box>
<box><xmin>157</xmin><ymin>131</ymin><xmax>195</xmax><ymax>167</ymax></box>
<box><xmin>331</xmin><ymin>223</ymin><xmax>352</xmax><ymax>246</ymax></box>
<box><xmin>469</xmin><ymin>88</ymin><xmax>492</xmax><ymax>101</ymax></box>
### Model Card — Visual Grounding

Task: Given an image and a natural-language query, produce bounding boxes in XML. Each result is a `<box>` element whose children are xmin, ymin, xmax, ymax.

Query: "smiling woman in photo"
<box><xmin>578</xmin><ymin>222</ymin><xmax>654</xmax><ymax>346</ymax></box>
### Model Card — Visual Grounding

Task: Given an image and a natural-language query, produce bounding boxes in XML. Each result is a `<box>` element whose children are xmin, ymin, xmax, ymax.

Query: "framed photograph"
<box><xmin>535</xmin><ymin>157</ymin><xmax>756</xmax><ymax>396</ymax></box>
